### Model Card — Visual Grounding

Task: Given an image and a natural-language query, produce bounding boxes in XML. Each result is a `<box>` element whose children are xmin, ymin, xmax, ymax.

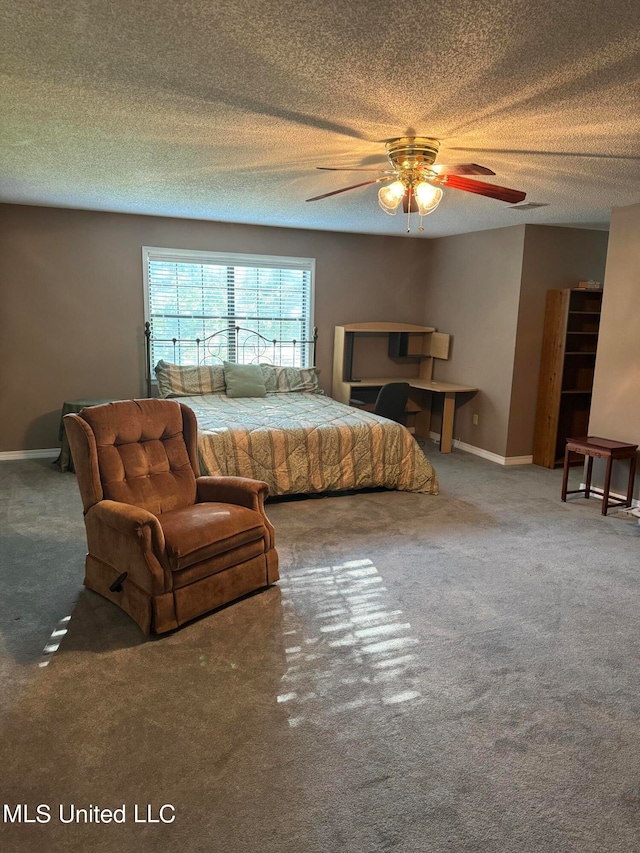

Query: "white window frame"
<box><xmin>142</xmin><ymin>246</ymin><xmax>316</xmax><ymax>376</ymax></box>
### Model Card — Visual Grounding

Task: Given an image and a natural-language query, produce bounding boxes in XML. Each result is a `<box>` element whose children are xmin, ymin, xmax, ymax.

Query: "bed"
<box><xmin>146</xmin><ymin>324</ymin><xmax>438</xmax><ymax>498</ymax></box>
<box><xmin>180</xmin><ymin>391</ymin><xmax>438</xmax><ymax>497</ymax></box>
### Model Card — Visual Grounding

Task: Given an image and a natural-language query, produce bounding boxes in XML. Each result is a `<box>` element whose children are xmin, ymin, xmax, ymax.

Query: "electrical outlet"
<box><xmin>472</xmin><ymin>413</ymin><xmax>479</xmax><ymax>426</ymax></box>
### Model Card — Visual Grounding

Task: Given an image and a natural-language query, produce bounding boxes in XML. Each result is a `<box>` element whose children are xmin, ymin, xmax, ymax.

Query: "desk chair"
<box><xmin>350</xmin><ymin>382</ymin><xmax>410</xmax><ymax>424</ymax></box>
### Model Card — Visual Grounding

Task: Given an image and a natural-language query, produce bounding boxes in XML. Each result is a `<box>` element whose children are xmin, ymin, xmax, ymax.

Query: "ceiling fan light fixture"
<box><xmin>307</xmin><ymin>136</ymin><xmax>527</xmax><ymax>234</ymax></box>
<box><xmin>414</xmin><ymin>182</ymin><xmax>443</xmax><ymax>216</ymax></box>
<box><xmin>378</xmin><ymin>180</ymin><xmax>405</xmax><ymax>215</ymax></box>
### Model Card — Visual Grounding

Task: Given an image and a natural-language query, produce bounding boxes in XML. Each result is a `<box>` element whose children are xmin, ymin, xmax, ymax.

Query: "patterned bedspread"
<box><xmin>181</xmin><ymin>392</ymin><xmax>438</xmax><ymax>497</ymax></box>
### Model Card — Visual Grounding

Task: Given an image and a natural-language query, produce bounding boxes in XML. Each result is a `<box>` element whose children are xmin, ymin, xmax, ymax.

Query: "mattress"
<box><xmin>181</xmin><ymin>392</ymin><xmax>439</xmax><ymax>497</ymax></box>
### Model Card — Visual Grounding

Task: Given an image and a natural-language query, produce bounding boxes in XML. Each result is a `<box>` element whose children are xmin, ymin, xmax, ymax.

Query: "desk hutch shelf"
<box><xmin>333</xmin><ymin>322</ymin><xmax>450</xmax><ymax>402</ymax></box>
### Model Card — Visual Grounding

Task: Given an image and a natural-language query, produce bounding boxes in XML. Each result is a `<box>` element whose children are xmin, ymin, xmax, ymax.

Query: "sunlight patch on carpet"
<box><xmin>277</xmin><ymin>559</ymin><xmax>421</xmax><ymax>726</ymax></box>
<box><xmin>38</xmin><ymin>615</ymin><xmax>72</xmax><ymax>668</ymax></box>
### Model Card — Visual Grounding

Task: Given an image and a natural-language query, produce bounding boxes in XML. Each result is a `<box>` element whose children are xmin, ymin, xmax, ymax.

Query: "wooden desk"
<box><xmin>333</xmin><ymin>322</ymin><xmax>477</xmax><ymax>453</ymax></box>
<box><xmin>346</xmin><ymin>377</ymin><xmax>478</xmax><ymax>453</ymax></box>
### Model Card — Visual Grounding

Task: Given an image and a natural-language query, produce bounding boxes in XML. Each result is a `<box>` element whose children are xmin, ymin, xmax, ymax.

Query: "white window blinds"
<box><xmin>143</xmin><ymin>248</ymin><xmax>315</xmax><ymax>369</ymax></box>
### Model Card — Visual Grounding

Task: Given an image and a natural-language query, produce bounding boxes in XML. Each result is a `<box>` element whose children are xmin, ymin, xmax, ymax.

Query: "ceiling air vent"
<box><xmin>508</xmin><ymin>202</ymin><xmax>549</xmax><ymax>210</ymax></box>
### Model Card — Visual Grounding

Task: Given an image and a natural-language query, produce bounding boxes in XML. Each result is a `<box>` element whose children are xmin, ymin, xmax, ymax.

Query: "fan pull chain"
<box><xmin>419</xmin><ymin>215</ymin><xmax>424</xmax><ymax>232</ymax></box>
<box><xmin>406</xmin><ymin>192</ymin><xmax>411</xmax><ymax>233</ymax></box>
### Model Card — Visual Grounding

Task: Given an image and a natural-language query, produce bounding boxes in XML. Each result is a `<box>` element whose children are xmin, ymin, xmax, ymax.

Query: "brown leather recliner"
<box><xmin>64</xmin><ymin>398</ymin><xmax>279</xmax><ymax>634</ymax></box>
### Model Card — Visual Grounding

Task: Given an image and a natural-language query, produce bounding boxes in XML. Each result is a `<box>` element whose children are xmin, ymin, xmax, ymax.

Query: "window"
<box><xmin>143</xmin><ymin>247</ymin><xmax>315</xmax><ymax>371</ymax></box>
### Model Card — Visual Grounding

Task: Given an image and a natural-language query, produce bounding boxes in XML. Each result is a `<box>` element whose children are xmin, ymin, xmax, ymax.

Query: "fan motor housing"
<box><xmin>386</xmin><ymin>137</ymin><xmax>440</xmax><ymax>170</ymax></box>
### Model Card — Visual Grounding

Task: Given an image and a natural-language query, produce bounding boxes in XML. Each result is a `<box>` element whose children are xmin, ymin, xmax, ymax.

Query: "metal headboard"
<box><xmin>145</xmin><ymin>322</ymin><xmax>318</xmax><ymax>397</ymax></box>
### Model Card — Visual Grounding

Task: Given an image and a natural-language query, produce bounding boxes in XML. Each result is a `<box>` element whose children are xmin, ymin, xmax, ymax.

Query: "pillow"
<box><xmin>154</xmin><ymin>361</ymin><xmax>226</xmax><ymax>398</ymax></box>
<box><xmin>223</xmin><ymin>362</ymin><xmax>267</xmax><ymax>398</ymax></box>
<box><xmin>260</xmin><ymin>364</ymin><xmax>320</xmax><ymax>393</ymax></box>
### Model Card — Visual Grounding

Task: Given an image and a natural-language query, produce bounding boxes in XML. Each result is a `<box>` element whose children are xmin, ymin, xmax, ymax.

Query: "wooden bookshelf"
<box><xmin>533</xmin><ymin>289</ymin><xmax>603</xmax><ymax>468</ymax></box>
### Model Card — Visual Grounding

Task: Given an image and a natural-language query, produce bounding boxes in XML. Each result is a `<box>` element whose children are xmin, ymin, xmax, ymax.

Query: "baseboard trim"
<box><xmin>428</xmin><ymin>433</ymin><xmax>533</xmax><ymax>467</ymax></box>
<box><xmin>0</xmin><ymin>448</ymin><xmax>59</xmax><ymax>461</ymax></box>
<box><xmin>504</xmin><ymin>454</ymin><xmax>535</xmax><ymax>467</ymax></box>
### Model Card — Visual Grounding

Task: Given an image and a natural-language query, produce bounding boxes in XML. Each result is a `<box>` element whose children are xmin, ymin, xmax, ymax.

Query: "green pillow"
<box><xmin>223</xmin><ymin>362</ymin><xmax>267</xmax><ymax>398</ymax></box>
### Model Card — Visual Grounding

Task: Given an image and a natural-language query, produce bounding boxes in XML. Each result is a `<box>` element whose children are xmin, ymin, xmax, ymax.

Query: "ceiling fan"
<box><xmin>306</xmin><ymin>136</ymin><xmax>527</xmax><ymax>232</ymax></box>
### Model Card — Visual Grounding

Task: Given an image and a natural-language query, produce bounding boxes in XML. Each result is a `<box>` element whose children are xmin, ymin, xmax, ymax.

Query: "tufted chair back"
<box><xmin>68</xmin><ymin>399</ymin><xmax>200</xmax><ymax>515</ymax></box>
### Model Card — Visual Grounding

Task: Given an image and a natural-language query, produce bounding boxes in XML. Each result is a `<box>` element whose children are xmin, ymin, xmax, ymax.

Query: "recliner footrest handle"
<box><xmin>109</xmin><ymin>572</ymin><xmax>128</xmax><ymax>593</ymax></box>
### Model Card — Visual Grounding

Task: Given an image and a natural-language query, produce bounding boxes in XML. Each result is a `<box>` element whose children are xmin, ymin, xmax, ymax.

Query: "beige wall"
<box><xmin>423</xmin><ymin>224</ymin><xmax>609</xmax><ymax>460</ymax></box>
<box><xmin>422</xmin><ymin>226</ymin><xmax>527</xmax><ymax>457</ymax></box>
<box><xmin>0</xmin><ymin>203</ymin><xmax>430</xmax><ymax>451</ymax></box>
<box><xmin>588</xmin><ymin>202</ymin><xmax>640</xmax><ymax>498</ymax></box>
<box><xmin>507</xmin><ymin>226</ymin><xmax>609</xmax><ymax>456</ymax></box>
<box><xmin>1</xmin><ymin>202</ymin><xmax>614</xmax><ymax>463</ymax></box>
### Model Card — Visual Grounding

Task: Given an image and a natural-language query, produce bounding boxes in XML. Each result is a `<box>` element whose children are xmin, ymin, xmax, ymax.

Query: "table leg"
<box><xmin>602</xmin><ymin>454</ymin><xmax>613</xmax><ymax>515</ymax></box>
<box><xmin>440</xmin><ymin>392</ymin><xmax>455</xmax><ymax>453</ymax></box>
<box><xmin>584</xmin><ymin>455</ymin><xmax>593</xmax><ymax>499</ymax></box>
<box><xmin>561</xmin><ymin>445</ymin><xmax>571</xmax><ymax>501</ymax></box>
<box><xmin>626</xmin><ymin>452</ymin><xmax>637</xmax><ymax>508</ymax></box>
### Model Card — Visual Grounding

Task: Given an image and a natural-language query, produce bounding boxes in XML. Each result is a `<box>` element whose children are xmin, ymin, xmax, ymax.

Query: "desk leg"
<box><xmin>440</xmin><ymin>392</ymin><xmax>455</xmax><ymax>453</ymax></box>
<box><xmin>414</xmin><ymin>394</ymin><xmax>432</xmax><ymax>440</ymax></box>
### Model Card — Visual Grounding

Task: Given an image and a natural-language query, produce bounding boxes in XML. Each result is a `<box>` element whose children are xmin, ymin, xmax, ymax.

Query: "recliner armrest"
<box><xmin>84</xmin><ymin>500</ymin><xmax>169</xmax><ymax>595</ymax></box>
<box><xmin>90</xmin><ymin>500</ymin><xmax>166</xmax><ymax>551</ymax></box>
<box><xmin>196</xmin><ymin>476</ymin><xmax>270</xmax><ymax>512</ymax></box>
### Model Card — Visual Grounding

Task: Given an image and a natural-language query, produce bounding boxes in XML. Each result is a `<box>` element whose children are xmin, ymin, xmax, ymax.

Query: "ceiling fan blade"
<box><xmin>431</xmin><ymin>163</ymin><xmax>496</xmax><ymax>176</ymax></box>
<box><xmin>441</xmin><ymin>175</ymin><xmax>526</xmax><ymax>204</ymax></box>
<box><xmin>316</xmin><ymin>166</ymin><xmax>394</xmax><ymax>173</ymax></box>
<box><xmin>305</xmin><ymin>176</ymin><xmax>392</xmax><ymax>202</ymax></box>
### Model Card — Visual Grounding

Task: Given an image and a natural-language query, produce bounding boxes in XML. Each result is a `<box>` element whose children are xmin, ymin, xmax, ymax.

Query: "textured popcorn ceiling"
<box><xmin>0</xmin><ymin>0</ymin><xmax>639</xmax><ymax>237</ymax></box>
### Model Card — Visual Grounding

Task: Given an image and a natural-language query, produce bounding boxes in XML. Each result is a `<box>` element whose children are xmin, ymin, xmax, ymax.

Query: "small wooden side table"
<box><xmin>561</xmin><ymin>436</ymin><xmax>638</xmax><ymax>516</ymax></box>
